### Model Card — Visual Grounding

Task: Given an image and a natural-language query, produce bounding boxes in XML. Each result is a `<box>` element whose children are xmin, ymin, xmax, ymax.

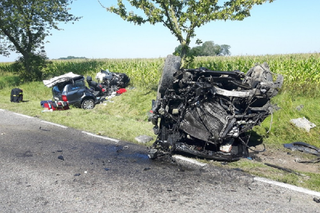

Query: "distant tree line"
<box><xmin>57</xmin><ymin>56</ymin><xmax>87</xmax><ymax>60</ymax></box>
<box><xmin>173</xmin><ymin>41</ymin><xmax>231</xmax><ymax>57</ymax></box>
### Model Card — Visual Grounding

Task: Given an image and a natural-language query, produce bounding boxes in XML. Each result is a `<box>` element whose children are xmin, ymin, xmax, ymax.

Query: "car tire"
<box><xmin>81</xmin><ymin>98</ymin><xmax>95</xmax><ymax>109</ymax></box>
<box><xmin>157</xmin><ymin>55</ymin><xmax>181</xmax><ymax>98</ymax></box>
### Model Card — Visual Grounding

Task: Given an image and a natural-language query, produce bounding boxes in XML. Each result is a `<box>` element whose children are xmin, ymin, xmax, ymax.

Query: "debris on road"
<box><xmin>58</xmin><ymin>155</ymin><xmax>64</xmax><ymax>161</ymax></box>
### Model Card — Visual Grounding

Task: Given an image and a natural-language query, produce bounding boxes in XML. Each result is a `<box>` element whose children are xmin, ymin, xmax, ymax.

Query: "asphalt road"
<box><xmin>0</xmin><ymin>109</ymin><xmax>319</xmax><ymax>213</ymax></box>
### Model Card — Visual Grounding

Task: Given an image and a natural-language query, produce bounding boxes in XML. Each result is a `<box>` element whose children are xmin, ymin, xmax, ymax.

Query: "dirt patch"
<box><xmin>251</xmin><ymin>146</ymin><xmax>320</xmax><ymax>174</ymax></box>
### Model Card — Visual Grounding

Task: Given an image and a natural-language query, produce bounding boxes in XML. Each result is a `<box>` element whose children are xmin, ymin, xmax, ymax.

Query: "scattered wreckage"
<box><xmin>284</xmin><ymin>141</ymin><xmax>320</xmax><ymax>163</ymax></box>
<box><xmin>149</xmin><ymin>55</ymin><xmax>283</xmax><ymax>161</ymax></box>
<box><xmin>43</xmin><ymin>70</ymin><xmax>130</xmax><ymax>110</ymax></box>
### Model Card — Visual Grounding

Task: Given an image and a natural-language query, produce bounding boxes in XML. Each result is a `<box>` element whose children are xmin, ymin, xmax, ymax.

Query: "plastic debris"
<box><xmin>314</xmin><ymin>197</ymin><xmax>320</xmax><ymax>203</ymax></box>
<box><xmin>290</xmin><ymin>117</ymin><xmax>316</xmax><ymax>132</ymax></box>
<box><xmin>58</xmin><ymin>155</ymin><xmax>64</xmax><ymax>161</ymax></box>
<box><xmin>284</xmin><ymin>142</ymin><xmax>320</xmax><ymax>156</ymax></box>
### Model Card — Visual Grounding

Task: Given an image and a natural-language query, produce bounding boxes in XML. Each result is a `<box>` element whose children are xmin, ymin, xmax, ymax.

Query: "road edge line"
<box><xmin>254</xmin><ymin>176</ymin><xmax>320</xmax><ymax>197</ymax></box>
<box><xmin>40</xmin><ymin>120</ymin><xmax>68</xmax><ymax>129</ymax></box>
<box><xmin>82</xmin><ymin>131</ymin><xmax>119</xmax><ymax>143</ymax></box>
<box><xmin>13</xmin><ymin>112</ymin><xmax>33</xmax><ymax>119</ymax></box>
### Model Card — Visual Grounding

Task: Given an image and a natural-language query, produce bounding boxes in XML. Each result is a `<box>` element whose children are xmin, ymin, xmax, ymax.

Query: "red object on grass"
<box><xmin>116</xmin><ymin>88</ymin><xmax>127</xmax><ymax>94</ymax></box>
<box><xmin>42</xmin><ymin>101</ymin><xmax>69</xmax><ymax>111</ymax></box>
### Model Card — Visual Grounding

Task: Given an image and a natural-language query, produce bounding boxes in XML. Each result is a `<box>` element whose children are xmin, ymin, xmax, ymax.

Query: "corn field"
<box><xmin>1</xmin><ymin>53</ymin><xmax>320</xmax><ymax>90</ymax></box>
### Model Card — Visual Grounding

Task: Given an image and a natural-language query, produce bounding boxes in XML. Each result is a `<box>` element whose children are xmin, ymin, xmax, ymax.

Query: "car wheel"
<box><xmin>81</xmin><ymin>98</ymin><xmax>95</xmax><ymax>109</ymax></box>
<box><xmin>157</xmin><ymin>55</ymin><xmax>181</xmax><ymax>98</ymax></box>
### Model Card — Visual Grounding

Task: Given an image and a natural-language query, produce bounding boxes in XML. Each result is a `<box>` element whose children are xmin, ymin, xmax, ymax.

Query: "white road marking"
<box><xmin>173</xmin><ymin>155</ymin><xmax>320</xmax><ymax>197</ymax></box>
<box><xmin>40</xmin><ymin>120</ymin><xmax>68</xmax><ymax>129</ymax></box>
<box><xmin>13</xmin><ymin>112</ymin><xmax>33</xmax><ymax>119</ymax></box>
<box><xmin>82</xmin><ymin>131</ymin><xmax>119</xmax><ymax>143</ymax></box>
<box><xmin>172</xmin><ymin>155</ymin><xmax>207</xmax><ymax>167</ymax></box>
<box><xmin>254</xmin><ymin>176</ymin><xmax>320</xmax><ymax>197</ymax></box>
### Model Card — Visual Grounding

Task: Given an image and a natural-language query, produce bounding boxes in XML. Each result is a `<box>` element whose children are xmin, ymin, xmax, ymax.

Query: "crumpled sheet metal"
<box><xmin>43</xmin><ymin>72</ymin><xmax>82</xmax><ymax>88</ymax></box>
<box><xmin>290</xmin><ymin>117</ymin><xmax>316</xmax><ymax>132</ymax></box>
<box><xmin>284</xmin><ymin>141</ymin><xmax>320</xmax><ymax>156</ymax></box>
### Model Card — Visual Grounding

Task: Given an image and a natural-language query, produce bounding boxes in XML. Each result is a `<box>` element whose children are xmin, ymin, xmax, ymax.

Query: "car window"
<box><xmin>67</xmin><ymin>79</ymin><xmax>85</xmax><ymax>92</ymax></box>
<box><xmin>52</xmin><ymin>85</ymin><xmax>60</xmax><ymax>93</ymax></box>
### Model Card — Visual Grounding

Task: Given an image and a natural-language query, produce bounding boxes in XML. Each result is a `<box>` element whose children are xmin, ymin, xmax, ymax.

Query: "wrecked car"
<box><xmin>43</xmin><ymin>70</ymin><xmax>130</xmax><ymax>110</ymax></box>
<box><xmin>95</xmin><ymin>69</ymin><xmax>130</xmax><ymax>96</ymax></box>
<box><xmin>149</xmin><ymin>55</ymin><xmax>283</xmax><ymax>161</ymax></box>
<box><xmin>43</xmin><ymin>72</ymin><xmax>99</xmax><ymax>109</ymax></box>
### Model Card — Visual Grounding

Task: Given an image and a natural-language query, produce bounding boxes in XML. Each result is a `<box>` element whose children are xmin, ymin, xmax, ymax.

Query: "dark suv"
<box><xmin>44</xmin><ymin>72</ymin><xmax>97</xmax><ymax>109</ymax></box>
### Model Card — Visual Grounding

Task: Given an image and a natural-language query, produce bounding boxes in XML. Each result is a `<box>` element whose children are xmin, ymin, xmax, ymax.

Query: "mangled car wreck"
<box><xmin>149</xmin><ymin>55</ymin><xmax>283</xmax><ymax>161</ymax></box>
<box><xmin>43</xmin><ymin>70</ymin><xmax>130</xmax><ymax>110</ymax></box>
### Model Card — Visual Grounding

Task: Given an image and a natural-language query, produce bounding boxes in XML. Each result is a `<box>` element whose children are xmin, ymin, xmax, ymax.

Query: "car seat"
<box><xmin>86</xmin><ymin>76</ymin><xmax>106</xmax><ymax>96</ymax></box>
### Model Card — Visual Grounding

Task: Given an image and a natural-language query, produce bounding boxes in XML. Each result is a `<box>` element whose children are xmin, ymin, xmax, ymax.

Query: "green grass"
<box><xmin>0</xmin><ymin>53</ymin><xmax>319</xmax><ymax>191</ymax></box>
<box><xmin>0</xmin><ymin>85</ymin><xmax>156</xmax><ymax>145</ymax></box>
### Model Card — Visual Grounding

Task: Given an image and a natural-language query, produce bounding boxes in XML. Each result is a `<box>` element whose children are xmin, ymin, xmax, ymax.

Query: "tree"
<box><xmin>202</xmin><ymin>41</ymin><xmax>217</xmax><ymax>56</ymax></box>
<box><xmin>219</xmin><ymin>44</ymin><xmax>231</xmax><ymax>56</ymax></box>
<box><xmin>0</xmin><ymin>0</ymin><xmax>81</xmax><ymax>81</ymax></box>
<box><xmin>174</xmin><ymin>41</ymin><xmax>231</xmax><ymax>57</ymax></box>
<box><xmin>101</xmin><ymin>0</ymin><xmax>273</xmax><ymax>68</ymax></box>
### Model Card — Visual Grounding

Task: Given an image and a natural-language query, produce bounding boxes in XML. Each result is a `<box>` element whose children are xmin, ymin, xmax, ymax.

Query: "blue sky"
<box><xmin>1</xmin><ymin>0</ymin><xmax>319</xmax><ymax>62</ymax></box>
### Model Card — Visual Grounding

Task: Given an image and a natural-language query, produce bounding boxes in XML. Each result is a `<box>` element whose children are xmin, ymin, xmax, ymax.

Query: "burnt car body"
<box><xmin>149</xmin><ymin>55</ymin><xmax>283</xmax><ymax>161</ymax></box>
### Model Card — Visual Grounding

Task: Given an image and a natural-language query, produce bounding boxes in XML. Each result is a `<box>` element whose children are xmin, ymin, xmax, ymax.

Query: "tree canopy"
<box><xmin>0</xmin><ymin>0</ymin><xmax>81</xmax><ymax>81</ymax></box>
<box><xmin>102</xmin><ymin>0</ymin><xmax>273</xmax><ymax>67</ymax></box>
<box><xmin>174</xmin><ymin>41</ymin><xmax>231</xmax><ymax>57</ymax></box>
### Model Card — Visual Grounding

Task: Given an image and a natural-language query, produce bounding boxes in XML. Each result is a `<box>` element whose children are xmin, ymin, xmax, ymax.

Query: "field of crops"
<box><xmin>193</xmin><ymin>53</ymin><xmax>320</xmax><ymax>91</ymax></box>
<box><xmin>1</xmin><ymin>53</ymin><xmax>320</xmax><ymax>95</ymax></box>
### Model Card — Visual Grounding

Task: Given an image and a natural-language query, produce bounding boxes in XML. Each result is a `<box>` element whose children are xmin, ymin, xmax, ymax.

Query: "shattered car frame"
<box><xmin>149</xmin><ymin>55</ymin><xmax>283</xmax><ymax>161</ymax></box>
<box><xmin>43</xmin><ymin>72</ymin><xmax>98</xmax><ymax>109</ymax></box>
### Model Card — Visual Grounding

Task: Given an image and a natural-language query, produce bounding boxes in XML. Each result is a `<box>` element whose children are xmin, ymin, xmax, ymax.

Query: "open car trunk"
<box><xmin>149</xmin><ymin>55</ymin><xmax>283</xmax><ymax>161</ymax></box>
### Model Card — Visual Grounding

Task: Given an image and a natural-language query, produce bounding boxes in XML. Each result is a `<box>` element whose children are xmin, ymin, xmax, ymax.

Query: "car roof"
<box><xmin>43</xmin><ymin>72</ymin><xmax>83</xmax><ymax>88</ymax></box>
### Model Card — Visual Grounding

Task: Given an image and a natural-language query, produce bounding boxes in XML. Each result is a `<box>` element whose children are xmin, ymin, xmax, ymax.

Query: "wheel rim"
<box><xmin>83</xmin><ymin>99</ymin><xmax>94</xmax><ymax>109</ymax></box>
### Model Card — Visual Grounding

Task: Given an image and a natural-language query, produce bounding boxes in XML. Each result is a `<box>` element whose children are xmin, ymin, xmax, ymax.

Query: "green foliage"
<box><xmin>103</xmin><ymin>0</ymin><xmax>273</xmax><ymax>67</ymax></box>
<box><xmin>14</xmin><ymin>53</ymin><xmax>48</xmax><ymax>82</ymax></box>
<box><xmin>191</xmin><ymin>53</ymin><xmax>320</xmax><ymax>90</ymax></box>
<box><xmin>0</xmin><ymin>0</ymin><xmax>81</xmax><ymax>81</ymax></box>
<box><xmin>41</xmin><ymin>58</ymin><xmax>164</xmax><ymax>89</ymax></box>
<box><xmin>58</xmin><ymin>56</ymin><xmax>88</xmax><ymax>60</ymax></box>
<box><xmin>42</xmin><ymin>60</ymin><xmax>106</xmax><ymax>79</ymax></box>
<box><xmin>0</xmin><ymin>75</ymin><xmax>20</xmax><ymax>90</ymax></box>
<box><xmin>174</xmin><ymin>41</ymin><xmax>231</xmax><ymax>57</ymax></box>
